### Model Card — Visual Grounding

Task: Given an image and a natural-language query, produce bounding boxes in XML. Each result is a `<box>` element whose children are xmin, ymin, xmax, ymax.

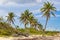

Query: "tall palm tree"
<box><xmin>20</xmin><ymin>10</ymin><xmax>32</xmax><ymax>28</ymax></box>
<box><xmin>6</xmin><ymin>12</ymin><xmax>15</xmax><ymax>25</ymax></box>
<box><xmin>40</xmin><ymin>2</ymin><xmax>56</xmax><ymax>31</ymax></box>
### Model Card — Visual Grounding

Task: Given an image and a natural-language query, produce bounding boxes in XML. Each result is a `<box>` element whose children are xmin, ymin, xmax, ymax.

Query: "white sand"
<box><xmin>0</xmin><ymin>36</ymin><xmax>60</xmax><ymax>40</ymax></box>
<box><xmin>0</xmin><ymin>37</ymin><xmax>12</xmax><ymax>40</ymax></box>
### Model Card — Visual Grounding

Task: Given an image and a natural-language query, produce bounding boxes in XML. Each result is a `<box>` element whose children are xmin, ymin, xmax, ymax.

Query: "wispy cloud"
<box><xmin>31</xmin><ymin>9</ymin><xmax>41</xmax><ymax>14</ymax></box>
<box><xmin>0</xmin><ymin>10</ymin><xmax>8</xmax><ymax>16</ymax></box>
<box><xmin>5</xmin><ymin>2</ymin><xmax>37</xmax><ymax>7</ymax></box>
<box><xmin>35</xmin><ymin>14</ymin><xmax>60</xmax><ymax>18</ymax></box>
<box><xmin>0</xmin><ymin>0</ymin><xmax>60</xmax><ymax>16</ymax></box>
<box><xmin>36</xmin><ymin>0</ymin><xmax>42</xmax><ymax>3</ymax></box>
<box><xmin>56</xmin><ymin>15</ymin><xmax>60</xmax><ymax>17</ymax></box>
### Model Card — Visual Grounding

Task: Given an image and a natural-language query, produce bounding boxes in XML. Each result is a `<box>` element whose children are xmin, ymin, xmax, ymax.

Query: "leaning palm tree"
<box><xmin>6</xmin><ymin>12</ymin><xmax>15</xmax><ymax>25</ymax></box>
<box><xmin>20</xmin><ymin>10</ymin><xmax>32</xmax><ymax>28</ymax></box>
<box><xmin>31</xmin><ymin>19</ymin><xmax>38</xmax><ymax>29</ymax></box>
<box><xmin>37</xmin><ymin>23</ymin><xmax>43</xmax><ymax>31</ymax></box>
<box><xmin>40</xmin><ymin>2</ymin><xmax>56</xmax><ymax>31</ymax></box>
<box><xmin>29</xmin><ymin>15</ymin><xmax>43</xmax><ymax>30</ymax></box>
<box><xmin>28</xmin><ymin>15</ymin><xmax>34</xmax><ymax>27</ymax></box>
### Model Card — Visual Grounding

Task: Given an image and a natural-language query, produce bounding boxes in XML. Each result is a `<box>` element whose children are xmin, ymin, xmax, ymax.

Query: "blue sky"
<box><xmin>0</xmin><ymin>0</ymin><xmax>60</xmax><ymax>31</ymax></box>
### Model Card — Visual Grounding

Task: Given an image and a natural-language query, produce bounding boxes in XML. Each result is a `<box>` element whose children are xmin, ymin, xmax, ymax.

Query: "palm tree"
<box><xmin>0</xmin><ymin>17</ymin><xmax>4</xmax><ymax>22</ymax></box>
<box><xmin>20</xmin><ymin>10</ymin><xmax>32</xmax><ymax>28</ymax></box>
<box><xmin>37</xmin><ymin>23</ymin><xmax>43</xmax><ymax>31</ymax></box>
<box><xmin>31</xmin><ymin>19</ymin><xmax>38</xmax><ymax>29</ymax></box>
<box><xmin>28</xmin><ymin>15</ymin><xmax>34</xmax><ymax>27</ymax></box>
<box><xmin>6</xmin><ymin>12</ymin><xmax>15</xmax><ymax>25</ymax></box>
<box><xmin>40</xmin><ymin>2</ymin><xmax>56</xmax><ymax>31</ymax></box>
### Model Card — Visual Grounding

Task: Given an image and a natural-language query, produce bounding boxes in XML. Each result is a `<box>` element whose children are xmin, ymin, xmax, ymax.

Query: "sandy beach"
<box><xmin>0</xmin><ymin>35</ymin><xmax>60</xmax><ymax>40</ymax></box>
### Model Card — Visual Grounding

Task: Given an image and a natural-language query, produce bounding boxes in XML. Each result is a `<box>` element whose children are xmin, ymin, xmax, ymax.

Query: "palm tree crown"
<box><xmin>6</xmin><ymin>12</ymin><xmax>15</xmax><ymax>25</ymax></box>
<box><xmin>20</xmin><ymin>10</ymin><xmax>32</xmax><ymax>28</ymax></box>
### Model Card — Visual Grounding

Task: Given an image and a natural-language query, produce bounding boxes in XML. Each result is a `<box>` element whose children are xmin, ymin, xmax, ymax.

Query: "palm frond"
<box><xmin>51</xmin><ymin>12</ymin><xmax>56</xmax><ymax>17</ymax></box>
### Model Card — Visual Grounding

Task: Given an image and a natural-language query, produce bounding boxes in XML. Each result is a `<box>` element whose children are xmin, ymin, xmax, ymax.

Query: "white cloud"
<box><xmin>35</xmin><ymin>15</ymin><xmax>42</xmax><ymax>17</ymax></box>
<box><xmin>36</xmin><ymin>0</ymin><xmax>42</xmax><ymax>3</ymax></box>
<box><xmin>56</xmin><ymin>15</ymin><xmax>60</xmax><ymax>17</ymax></box>
<box><xmin>0</xmin><ymin>10</ymin><xmax>9</xmax><ymax>20</ymax></box>
<box><xmin>4</xmin><ymin>2</ymin><xmax>20</xmax><ymax>7</ymax></box>
<box><xmin>31</xmin><ymin>9</ymin><xmax>40</xmax><ymax>13</ymax></box>
<box><xmin>0</xmin><ymin>0</ymin><xmax>7</xmax><ymax>4</ymax></box>
<box><xmin>19</xmin><ymin>3</ymin><xmax>37</xmax><ymax>7</ymax></box>
<box><xmin>0</xmin><ymin>0</ymin><xmax>59</xmax><ymax>11</ymax></box>
<box><xmin>0</xmin><ymin>0</ymin><xmax>37</xmax><ymax>7</ymax></box>
<box><xmin>0</xmin><ymin>10</ymin><xmax>8</xmax><ymax>16</ymax></box>
<box><xmin>31</xmin><ymin>9</ymin><xmax>41</xmax><ymax>15</ymax></box>
<box><xmin>0</xmin><ymin>0</ymin><xmax>60</xmax><ymax>14</ymax></box>
<box><xmin>35</xmin><ymin>14</ymin><xmax>60</xmax><ymax>18</ymax></box>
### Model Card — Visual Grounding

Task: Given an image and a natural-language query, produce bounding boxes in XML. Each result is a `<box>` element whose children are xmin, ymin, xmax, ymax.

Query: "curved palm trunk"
<box><xmin>43</xmin><ymin>17</ymin><xmax>48</xmax><ymax>36</ymax></box>
<box><xmin>34</xmin><ymin>25</ymin><xmax>36</xmax><ymax>30</ymax></box>
<box><xmin>30</xmin><ymin>24</ymin><xmax>33</xmax><ymax>28</ymax></box>
<box><xmin>25</xmin><ymin>23</ymin><xmax>26</xmax><ymax>29</ymax></box>
<box><xmin>9</xmin><ymin>21</ymin><xmax>11</xmax><ymax>25</ymax></box>
<box><xmin>44</xmin><ymin>18</ymin><xmax>48</xmax><ymax>31</ymax></box>
<box><xmin>30</xmin><ymin>22</ymin><xmax>33</xmax><ymax>28</ymax></box>
<box><xmin>12</xmin><ymin>21</ymin><xmax>16</xmax><ymax>27</ymax></box>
